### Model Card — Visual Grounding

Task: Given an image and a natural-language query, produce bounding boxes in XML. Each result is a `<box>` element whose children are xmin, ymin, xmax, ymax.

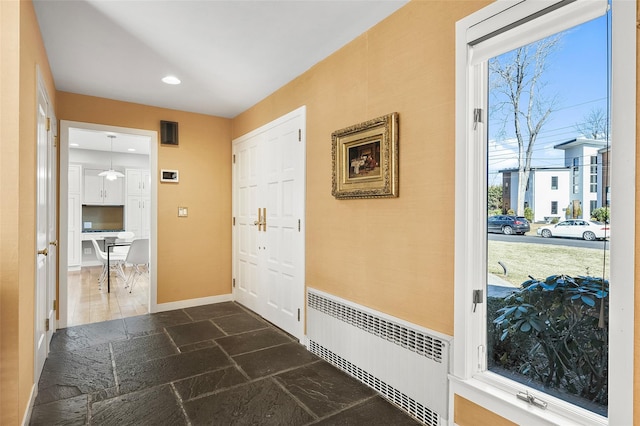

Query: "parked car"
<box><xmin>487</xmin><ymin>215</ymin><xmax>530</xmax><ymax>235</ymax></box>
<box><xmin>537</xmin><ymin>219</ymin><xmax>610</xmax><ymax>241</ymax></box>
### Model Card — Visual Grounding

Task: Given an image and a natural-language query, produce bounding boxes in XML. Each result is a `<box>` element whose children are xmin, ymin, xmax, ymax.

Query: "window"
<box><xmin>551</xmin><ymin>201</ymin><xmax>558</xmax><ymax>215</ymax></box>
<box><xmin>454</xmin><ymin>1</ymin><xmax>634</xmax><ymax>425</ymax></box>
<box><xmin>591</xmin><ymin>156</ymin><xmax>599</xmax><ymax>192</ymax></box>
<box><xmin>591</xmin><ymin>200</ymin><xmax>598</xmax><ymax>213</ymax></box>
<box><xmin>573</xmin><ymin>158</ymin><xmax>580</xmax><ymax>194</ymax></box>
<box><xmin>551</xmin><ymin>176</ymin><xmax>558</xmax><ymax>190</ymax></box>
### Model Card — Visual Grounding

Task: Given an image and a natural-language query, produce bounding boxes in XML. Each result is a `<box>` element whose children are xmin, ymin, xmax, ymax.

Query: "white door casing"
<box><xmin>58</xmin><ymin>121</ymin><xmax>158</xmax><ymax>327</ymax></box>
<box><xmin>232</xmin><ymin>106</ymin><xmax>306</xmax><ymax>341</ymax></box>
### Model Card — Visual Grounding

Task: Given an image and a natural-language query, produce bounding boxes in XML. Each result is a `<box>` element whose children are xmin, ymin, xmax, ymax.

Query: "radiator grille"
<box><xmin>308</xmin><ymin>340</ymin><xmax>440</xmax><ymax>425</ymax></box>
<box><xmin>308</xmin><ymin>291</ymin><xmax>445</xmax><ymax>363</ymax></box>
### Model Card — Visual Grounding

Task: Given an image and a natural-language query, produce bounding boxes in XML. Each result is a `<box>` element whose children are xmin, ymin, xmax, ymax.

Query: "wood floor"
<box><xmin>67</xmin><ymin>265</ymin><xmax>149</xmax><ymax>327</ymax></box>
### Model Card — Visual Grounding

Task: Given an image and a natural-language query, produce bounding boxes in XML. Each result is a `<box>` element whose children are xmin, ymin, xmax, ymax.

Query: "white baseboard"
<box><xmin>21</xmin><ymin>384</ymin><xmax>36</xmax><ymax>426</ymax></box>
<box><xmin>151</xmin><ymin>293</ymin><xmax>233</xmax><ymax>313</ymax></box>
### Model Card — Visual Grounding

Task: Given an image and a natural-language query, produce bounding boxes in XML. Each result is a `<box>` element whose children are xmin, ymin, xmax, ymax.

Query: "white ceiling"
<box><xmin>69</xmin><ymin>127</ymin><xmax>151</xmax><ymax>154</ymax></box>
<box><xmin>33</xmin><ymin>0</ymin><xmax>409</xmax><ymax>119</ymax></box>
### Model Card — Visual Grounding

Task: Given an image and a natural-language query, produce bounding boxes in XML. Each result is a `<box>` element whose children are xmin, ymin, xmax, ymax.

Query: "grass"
<box><xmin>488</xmin><ymin>240</ymin><xmax>610</xmax><ymax>287</ymax></box>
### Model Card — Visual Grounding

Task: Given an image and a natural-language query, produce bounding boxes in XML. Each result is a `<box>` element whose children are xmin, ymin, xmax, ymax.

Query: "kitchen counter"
<box><xmin>81</xmin><ymin>231</ymin><xmax>124</xmax><ymax>241</ymax></box>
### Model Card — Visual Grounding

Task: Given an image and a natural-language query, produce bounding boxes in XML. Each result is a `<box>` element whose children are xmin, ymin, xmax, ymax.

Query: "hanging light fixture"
<box><xmin>98</xmin><ymin>134</ymin><xmax>125</xmax><ymax>181</ymax></box>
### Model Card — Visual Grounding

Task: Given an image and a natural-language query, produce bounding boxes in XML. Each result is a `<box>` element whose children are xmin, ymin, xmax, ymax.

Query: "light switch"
<box><xmin>178</xmin><ymin>206</ymin><xmax>188</xmax><ymax>217</ymax></box>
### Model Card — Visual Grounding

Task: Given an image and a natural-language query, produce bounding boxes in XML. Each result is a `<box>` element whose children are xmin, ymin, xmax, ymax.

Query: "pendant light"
<box><xmin>98</xmin><ymin>134</ymin><xmax>125</xmax><ymax>181</ymax></box>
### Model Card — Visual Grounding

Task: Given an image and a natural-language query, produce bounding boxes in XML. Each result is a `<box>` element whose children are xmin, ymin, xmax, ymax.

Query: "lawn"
<box><xmin>487</xmin><ymin>240</ymin><xmax>610</xmax><ymax>288</ymax></box>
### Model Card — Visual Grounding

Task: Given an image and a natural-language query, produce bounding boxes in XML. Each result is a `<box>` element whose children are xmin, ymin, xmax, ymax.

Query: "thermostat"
<box><xmin>160</xmin><ymin>169</ymin><xmax>179</xmax><ymax>183</ymax></box>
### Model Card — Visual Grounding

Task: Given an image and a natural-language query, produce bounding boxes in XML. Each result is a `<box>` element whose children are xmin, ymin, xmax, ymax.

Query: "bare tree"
<box><xmin>575</xmin><ymin>107</ymin><xmax>607</xmax><ymax>140</ymax></box>
<box><xmin>490</xmin><ymin>35</ymin><xmax>561</xmax><ymax>216</ymax></box>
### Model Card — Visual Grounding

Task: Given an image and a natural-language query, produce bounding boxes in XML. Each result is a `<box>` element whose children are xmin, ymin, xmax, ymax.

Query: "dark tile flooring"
<box><xmin>32</xmin><ymin>302</ymin><xmax>421</xmax><ymax>425</ymax></box>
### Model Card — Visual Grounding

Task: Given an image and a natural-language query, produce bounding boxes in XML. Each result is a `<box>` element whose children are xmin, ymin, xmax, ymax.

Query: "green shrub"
<box><xmin>591</xmin><ymin>207</ymin><xmax>610</xmax><ymax>223</ymax></box>
<box><xmin>507</xmin><ymin>209</ymin><xmax>515</xmax><ymax>215</ymax></box>
<box><xmin>524</xmin><ymin>207</ymin><xmax>534</xmax><ymax>222</ymax></box>
<box><xmin>490</xmin><ymin>275</ymin><xmax>609</xmax><ymax>407</ymax></box>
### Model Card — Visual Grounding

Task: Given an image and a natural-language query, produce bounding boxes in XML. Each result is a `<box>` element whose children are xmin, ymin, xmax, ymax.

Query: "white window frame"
<box><xmin>451</xmin><ymin>1</ymin><xmax>635</xmax><ymax>425</ymax></box>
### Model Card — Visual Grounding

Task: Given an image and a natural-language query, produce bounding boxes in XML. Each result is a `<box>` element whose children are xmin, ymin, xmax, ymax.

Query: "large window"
<box><xmin>454</xmin><ymin>1</ymin><xmax>635</xmax><ymax>425</ymax></box>
<box><xmin>486</xmin><ymin>19</ymin><xmax>609</xmax><ymax>415</ymax></box>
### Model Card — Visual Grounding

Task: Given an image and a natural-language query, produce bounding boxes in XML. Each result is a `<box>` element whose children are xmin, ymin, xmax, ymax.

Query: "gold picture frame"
<box><xmin>331</xmin><ymin>112</ymin><xmax>399</xmax><ymax>199</ymax></box>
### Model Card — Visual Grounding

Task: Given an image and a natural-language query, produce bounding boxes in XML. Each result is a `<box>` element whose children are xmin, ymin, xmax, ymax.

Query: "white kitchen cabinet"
<box><xmin>83</xmin><ymin>168</ymin><xmax>124</xmax><ymax>205</ymax></box>
<box><xmin>126</xmin><ymin>195</ymin><xmax>150</xmax><ymax>239</ymax></box>
<box><xmin>68</xmin><ymin>164</ymin><xmax>82</xmax><ymax>270</ymax></box>
<box><xmin>126</xmin><ymin>169</ymin><xmax>150</xmax><ymax>196</ymax></box>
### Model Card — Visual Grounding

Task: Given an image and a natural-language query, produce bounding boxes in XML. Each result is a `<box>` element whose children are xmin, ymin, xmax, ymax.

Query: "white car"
<box><xmin>537</xmin><ymin>219</ymin><xmax>610</xmax><ymax>241</ymax></box>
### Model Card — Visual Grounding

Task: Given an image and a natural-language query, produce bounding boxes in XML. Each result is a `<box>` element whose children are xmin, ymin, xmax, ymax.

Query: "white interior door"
<box><xmin>262</xmin><ymin>116</ymin><xmax>305</xmax><ymax>337</ymax></box>
<box><xmin>234</xmin><ymin>134</ymin><xmax>263</xmax><ymax>313</ymax></box>
<box><xmin>35</xmin><ymin>73</ymin><xmax>50</xmax><ymax>380</ymax></box>
<box><xmin>233</xmin><ymin>106</ymin><xmax>306</xmax><ymax>341</ymax></box>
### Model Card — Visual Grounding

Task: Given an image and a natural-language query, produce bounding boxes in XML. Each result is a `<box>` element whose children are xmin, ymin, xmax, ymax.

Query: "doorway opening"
<box><xmin>59</xmin><ymin>121</ymin><xmax>158</xmax><ymax>328</ymax></box>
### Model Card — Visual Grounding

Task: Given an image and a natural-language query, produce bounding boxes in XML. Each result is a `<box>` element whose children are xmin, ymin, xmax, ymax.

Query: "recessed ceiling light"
<box><xmin>128</xmin><ymin>148</ymin><xmax>136</xmax><ymax>152</ymax></box>
<box><xmin>162</xmin><ymin>76</ymin><xmax>181</xmax><ymax>85</ymax></box>
<box><xmin>69</xmin><ymin>143</ymin><xmax>79</xmax><ymax>147</ymax></box>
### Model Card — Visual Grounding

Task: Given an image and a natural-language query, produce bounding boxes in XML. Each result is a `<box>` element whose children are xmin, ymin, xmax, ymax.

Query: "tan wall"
<box><xmin>454</xmin><ymin>395</ymin><xmax>517</xmax><ymax>426</ymax></box>
<box><xmin>56</xmin><ymin>93</ymin><xmax>232</xmax><ymax>304</ymax></box>
<box><xmin>635</xmin><ymin>3</ymin><xmax>640</xmax><ymax>424</ymax></box>
<box><xmin>233</xmin><ymin>0</ymin><xmax>490</xmax><ymax>337</ymax></box>
<box><xmin>0</xmin><ymin>0</ymin><xmax>56</xmax><ymax>422</ymax></box>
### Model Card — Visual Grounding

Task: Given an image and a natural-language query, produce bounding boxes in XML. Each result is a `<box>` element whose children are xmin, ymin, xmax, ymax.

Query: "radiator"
<box><xmin>306</xmin><ymin>288</ymin><xmax>452</xmax><ymax>426</ymax></box>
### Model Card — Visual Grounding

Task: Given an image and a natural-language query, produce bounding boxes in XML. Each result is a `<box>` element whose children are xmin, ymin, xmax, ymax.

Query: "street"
<box><xmin>488</xmin><ymin>233</ymin><xmax>609</xmax><ymax>250</ymax></box>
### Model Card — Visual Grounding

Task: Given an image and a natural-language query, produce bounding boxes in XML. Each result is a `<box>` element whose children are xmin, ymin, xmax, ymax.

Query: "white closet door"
<box><xmin>233</xmin><ymin>107</ymin><xmax>306</xmax><ymax>341</ymax></box>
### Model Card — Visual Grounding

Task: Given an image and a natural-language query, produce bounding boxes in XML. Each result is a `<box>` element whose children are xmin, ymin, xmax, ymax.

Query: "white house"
<box><xmin>501</xmin><ymin>138</ymin><xmax>609</xmax><ymax>222</ymax></box>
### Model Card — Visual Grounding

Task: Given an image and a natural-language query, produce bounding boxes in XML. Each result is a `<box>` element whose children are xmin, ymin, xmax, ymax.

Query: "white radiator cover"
<box><xmin>306</xmin><ymin>288</ymin><xmax>452</xmax><ymax>426</ymax></box>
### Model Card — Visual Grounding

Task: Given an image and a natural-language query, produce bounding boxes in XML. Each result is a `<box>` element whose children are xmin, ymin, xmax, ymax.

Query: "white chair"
<box><xmin>113</xmin><ymin>231</ymin><xmax>135</xmax><ymax>255</ymax></box>
<box><xmin>91</xmin><ymin>239</ymin><xmax>127</xmax><ymax>287</ymax></box>
<box><xmin>124</xmin><ymin>239</ymin><xmax>149</xmax><ymax>293</ymax></box>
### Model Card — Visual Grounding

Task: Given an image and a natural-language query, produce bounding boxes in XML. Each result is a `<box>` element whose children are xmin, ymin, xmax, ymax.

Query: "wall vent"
<box><xmin>307</xmin><ymin>288</ymin><xmax>451</xmax><ymax>426</ymax></box>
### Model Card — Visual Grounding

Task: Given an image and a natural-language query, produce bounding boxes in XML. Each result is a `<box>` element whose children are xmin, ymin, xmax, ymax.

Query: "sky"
<box><xmin>487</xmin><ymin>11</ymin><xmax>609</xmax><ymax>185</ymax></box>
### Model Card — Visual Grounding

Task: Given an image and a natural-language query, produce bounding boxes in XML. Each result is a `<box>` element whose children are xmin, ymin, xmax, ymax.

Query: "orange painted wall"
<box><xmin>0</xmin><ymin>0</ymin><xmax>56</xmax><ymax>423</ymax></box>
<box><xmin>233</xmin><ymin>1</ymin><xmax>490</xmax><ymax>337</ymax></box>
<box><xmin>56</xmin><ymin>93</ymin><xmax>232</xmax><ymax>304</ymax></box>
<box><xmin>454</xmin><ymin>395</ymin><xmax>517</xmax><ymax>426</ymax></box>
<box><xmin>635</xmin><ymin>3</ymin><xmax>640</xmax><ymax>424</ymax></box>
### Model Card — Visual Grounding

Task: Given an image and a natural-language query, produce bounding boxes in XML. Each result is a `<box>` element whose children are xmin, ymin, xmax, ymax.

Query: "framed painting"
<box><xmin>331</xmin><ymin>112</ymin><xmax>398</xmax><ymax>199</ymax></box>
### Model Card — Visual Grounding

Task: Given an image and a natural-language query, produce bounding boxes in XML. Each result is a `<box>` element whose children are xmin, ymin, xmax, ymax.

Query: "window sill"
<box><xmin>449</xmin><ymin>374</ymin><xmax>607</xmax><ymax>426</ymax></box>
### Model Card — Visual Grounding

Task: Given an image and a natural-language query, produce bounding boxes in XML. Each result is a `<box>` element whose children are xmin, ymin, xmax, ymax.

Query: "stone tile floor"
<box><xmin>31</xmin><ymin>302</ymin><xmax>421</xmax><ymax>425</ymax></box>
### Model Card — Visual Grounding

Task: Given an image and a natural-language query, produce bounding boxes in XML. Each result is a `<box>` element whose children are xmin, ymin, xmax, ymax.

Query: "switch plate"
<box><xmin>178</xmin><ymin>207</ymin><xmax>188</xmax><ymax>217</ymax></box>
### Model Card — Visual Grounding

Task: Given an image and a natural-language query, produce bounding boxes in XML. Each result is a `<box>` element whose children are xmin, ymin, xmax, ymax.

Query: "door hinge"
<box><xmin>232</xmin><ymin>278</ymin><xmax>236</xmax><ymax>288</ymax></box>
<box><xmin>53</xmin><ymin>299</ymin><xmax>57</xmax><ymax>311</ymax></box>
<box><xmin>298</xmin><ymin>129</ymin><xmax>301</xmax><ymax>141</ymax></box>
<box><xmin>297</xmin><ymin>308</ymin><xmax>300</xmax><ymax>322</ymax></box>
<box><xmin>473</xmin><ymin>108</ymin><xmax>483</xmax><ymax>130</ymax></box>
<box><xmin>233</xmin><ymin>154</ymin><xmax>236</xmax><ymax>164</ymax></box>
<box><xmin>298</xmin><ymin>219</ymin><xmax>300</xmax><ymax>232</ymax></box>
<box><xmin>46</xmin><ymin>117</ymin><xmax>51</xmax><ymax>131</ymax></box>
<box><xmin>54</xmin><ymin>135</ymin><xmax>58</xmax><ymax>148</ymax></box>
<box><xmin>45</xmin><ymin>318</ymin><xmax>50</xmax><ymax>332</ymax></box>
<box><xmin>472</xmin><ymin>289</ymin><xmax>483</xmax><ymax>312</ymax></box>
<box><xmin>233</xmin><ymin>217</ymin><xmax>236</xmax><ymax>226</ymax></box>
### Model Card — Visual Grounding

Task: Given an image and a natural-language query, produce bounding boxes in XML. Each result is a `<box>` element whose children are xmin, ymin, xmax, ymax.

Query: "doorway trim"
<box><xmin>58</xmin><ymin>120</ymin><xmax>158</xmax><ymax>328</ymax></box>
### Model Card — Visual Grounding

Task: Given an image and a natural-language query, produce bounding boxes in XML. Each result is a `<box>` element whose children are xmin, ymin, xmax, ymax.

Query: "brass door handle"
<box><xmin>37</xmin><ymin>248</ymin><xmax>48</xmax><ymax>256</ymax></box>
<box><xmin>49</xmin><ymin>240</ymin><xmax>58</xmax><ymax>246</ymax></box>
